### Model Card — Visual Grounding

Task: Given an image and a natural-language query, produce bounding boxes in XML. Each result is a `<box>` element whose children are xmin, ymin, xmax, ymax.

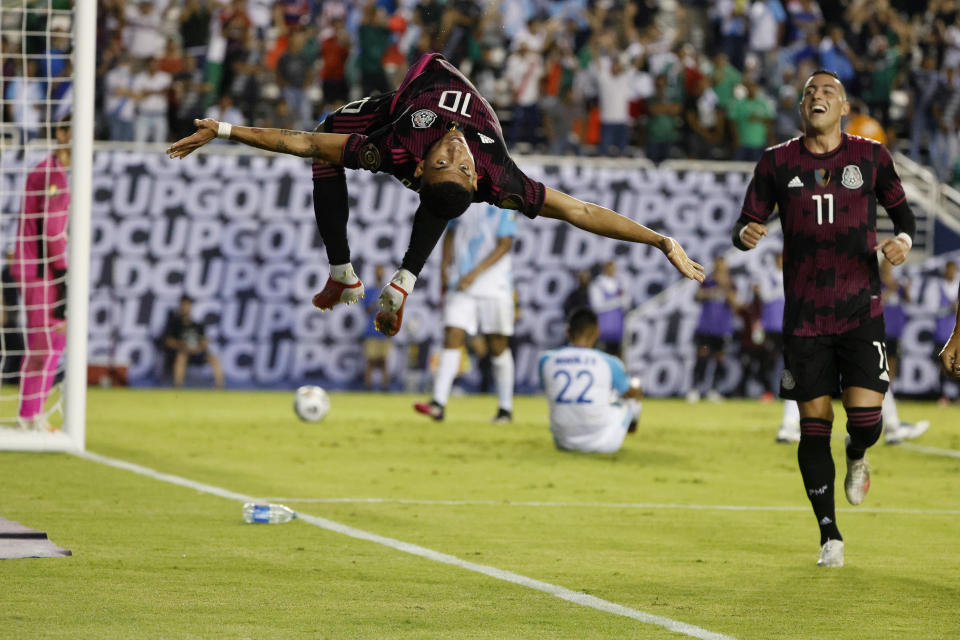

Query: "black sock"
<box><xmin>312</xmin><ymin>162</ymin><xmax>351</xmax><ymax>265</ymax></box>
<box><xmin>400</xmin><ymin>205</ymin><xmax>449</xmax><ymax>277</ymax></box>
<box><xmin>846</xmin><ymin>406</ymin><xmax>882</xmax><ymax>460</ymax></box>
<box><xmin>798</xmin><ymin>418</ymin><xmax>842</xmax><ymax>544</ymax></box>
<box><xmin>692</xmin><ymin>355</ymin><xmax>709</xmax><ymax>389</ymax></box>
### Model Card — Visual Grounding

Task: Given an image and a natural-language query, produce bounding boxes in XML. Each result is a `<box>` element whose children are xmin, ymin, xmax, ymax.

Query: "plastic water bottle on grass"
<box><xmin>242</xmin><ymin>503</ymin><xmax>297</xmax><ymax>524</ymax></box>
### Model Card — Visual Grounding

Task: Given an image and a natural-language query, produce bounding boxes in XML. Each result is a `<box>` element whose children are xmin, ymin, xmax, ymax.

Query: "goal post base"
<box><xmin>0</xmin><ymin>427</ymin><xmax>83</xmax><ymax>453</ymax></box>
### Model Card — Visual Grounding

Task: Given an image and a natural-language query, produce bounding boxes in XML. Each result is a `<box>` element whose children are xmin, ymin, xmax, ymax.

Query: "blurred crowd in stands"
<box><xmin>7</xmin><ymin>1</ymin><xmax>960</xmax><ymax>184</ymax></box>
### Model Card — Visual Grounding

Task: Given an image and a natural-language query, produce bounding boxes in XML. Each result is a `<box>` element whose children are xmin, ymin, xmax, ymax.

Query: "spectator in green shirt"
<box><xmin>646</xmin><ymin>73</ymin><xmax>682</xmax><ymax>163</ymax></box>
<box><xmin>861</xmin><ymin>37</ymin><xmax>900</xmax><ymax>128</ymax></box>
<box><xmin>729</xmin><ymin>77</ymin><xmax>773</xmax><ymax>162</ymax></box>
<box><xmin>358</xmin><ymin>3</ymin><xmax>391</xmax><ymax>96</ymax></box>
<box><xmin>711</xmin><ymin>53</ymin><xmax>742</xmax><ymax>113</ymax></box>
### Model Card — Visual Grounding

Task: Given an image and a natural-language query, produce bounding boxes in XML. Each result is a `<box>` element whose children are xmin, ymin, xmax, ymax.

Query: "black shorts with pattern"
<box><xmin>780</xmin><ymin>316</ymin><xmax>890</xmax><ymax>402</ymax></box>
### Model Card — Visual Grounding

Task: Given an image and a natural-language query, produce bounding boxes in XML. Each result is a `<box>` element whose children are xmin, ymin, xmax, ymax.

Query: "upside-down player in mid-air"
<box><xmin>733</xmin><ymin>69</ymin><xmax>917</xmax><ymax>568</ymax></box>
<box><xmin>167</xmin><ymin>53</ymin><xmax>705</xmax><ymax>335</ymax></box>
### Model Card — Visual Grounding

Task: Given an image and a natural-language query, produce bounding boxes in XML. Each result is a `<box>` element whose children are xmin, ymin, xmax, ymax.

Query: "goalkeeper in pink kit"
<box><xmin>11</xmin><ymin>123</ymin><xmax>70</xmax><ymax>430</ymax></box>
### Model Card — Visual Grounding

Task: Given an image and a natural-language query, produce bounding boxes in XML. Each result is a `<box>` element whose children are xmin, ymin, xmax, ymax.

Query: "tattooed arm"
<box><xmin>166</xmin><ymin>118</ymin><xmax>350</xmax><ymax>163</ymax></box>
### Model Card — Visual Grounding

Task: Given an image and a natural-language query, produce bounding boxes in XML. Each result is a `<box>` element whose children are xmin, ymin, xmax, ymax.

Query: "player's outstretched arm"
<box><xmin>166</xmin><ymin>118</ymin><xmax>350</xmax><ymax>163</ymax></box>
<box><xmin>457</xmin><ymin>237</ymin><xmax>512</xmax><ymax>291</ymax></box>
<box><xmin>540</xmin><ymin>187</ymin><xmax>705</xmax><ymax>282</ymax></box>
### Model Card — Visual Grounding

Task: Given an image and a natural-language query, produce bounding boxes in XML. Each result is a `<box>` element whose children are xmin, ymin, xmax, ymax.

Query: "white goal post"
<box><xmin>0</xmin><ymin>0</ymin><xmax>94</xmax><ymax>451</ymax></box>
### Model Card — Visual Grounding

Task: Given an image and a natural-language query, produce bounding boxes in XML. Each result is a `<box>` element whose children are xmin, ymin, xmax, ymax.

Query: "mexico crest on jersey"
<box><xmin>358</xmin><ymin>143</ymin><xmax>381</xmax><ymax>170</ymax></box>
<box><xmin>411</xmin><ymin>109</ymin><xmax>437</xmax><ymax>129</ymax></box>
<box><xmin>841</xmin><ymin>165</ymin><xmax>864</xmax><ymax>189</ymax></box>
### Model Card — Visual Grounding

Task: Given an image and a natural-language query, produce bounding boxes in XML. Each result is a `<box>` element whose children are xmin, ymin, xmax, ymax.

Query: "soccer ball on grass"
<box><xmin>293</xmin><ymin>385</ymin><xmax>331</xmax><ymax>422</ymax></box>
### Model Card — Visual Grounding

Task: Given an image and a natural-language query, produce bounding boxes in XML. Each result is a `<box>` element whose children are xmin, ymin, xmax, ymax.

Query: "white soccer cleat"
<box><xmin>685</xmin><ymin>390</ymin><xmax>701</xmax><ymax>403</ymax></box>
<box><xmin>776</xmin><ymin>420</ymin><xmax>801</xmax><ymax>443</ymax></box>
<box><xmin>17</xmin><ymin>416</ymin><xmax>56</xmax><ymax>432</ymax></box>
<box><xmin>897</xmin><ymin>420</ymin><xmax>930</xmax><ymax>442</ymax></box>
<box><xmin>817</xmin><ymin>539</ymin><xmax>844</xmax><ymax>567</ymax></box>
<box><xmin>706</xmin><ymin>390</ymin><xmax>723</xmax><ymax>403</ymax></box>
<box><xmin>844</xmin><ymin>436</ymin><xmax>871</xmax><ymax>506</ymax></box>
<box><xmin>883</xmin><ymin>422</ymin><xmax>903</xmax><ymax>445</ymax></box>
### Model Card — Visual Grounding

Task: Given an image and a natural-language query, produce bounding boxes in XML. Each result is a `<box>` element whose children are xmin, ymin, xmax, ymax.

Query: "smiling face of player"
<box><xmin>414</xmin><ymin>127</ymin><xmax>479</xmax><ymax>191</ymax></box>
<box><xmin>800</xmin><ymin>72</ymin><xmax>849</xmax><ymax>136</ymax></box>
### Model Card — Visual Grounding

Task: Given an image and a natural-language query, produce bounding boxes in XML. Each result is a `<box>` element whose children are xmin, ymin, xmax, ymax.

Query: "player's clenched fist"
<box><xmin>875</xmin><ymin>236</ymin><xmax>910</xmax><ymax>266</ymax></box>
<box><xmin>941</xmin><ymin>333</ymin><xmax>960</xmax><ymax>379</ymax></box>
<box><xmin>738</xmin><ymin>222</ymin><xmax>768</xmax><ymax>249</ymax></box>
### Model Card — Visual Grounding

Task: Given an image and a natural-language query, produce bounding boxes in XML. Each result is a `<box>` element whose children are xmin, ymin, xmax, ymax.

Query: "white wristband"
<box><xmin>217</xmin><ymin>121</ymin><xmax>232</xmax><ymax>139</ymax></box>
<box><xmin>738</xmin><ymin>225</ymin><xmax>749</xmax><ymax>243</ymax></box>
<box><xmin>896</xmin><ymin>232</ymin><xmax>913</xmax><ymax>250</ymax></box>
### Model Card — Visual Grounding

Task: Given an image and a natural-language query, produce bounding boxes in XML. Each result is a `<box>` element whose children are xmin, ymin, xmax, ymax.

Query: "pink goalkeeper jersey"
<box><xmin>12</xmin><ymin>155</ymin><xmax>69</xmax><ymax>281</ymax></box>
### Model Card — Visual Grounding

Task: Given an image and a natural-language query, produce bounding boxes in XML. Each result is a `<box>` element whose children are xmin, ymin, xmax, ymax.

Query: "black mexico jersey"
<box><xmin>740</xmin><ymin>134</ymin><xmax>906</xmax><ymax>336</ymax></box>
<box><xmin>338</xmin><ymin>53</ymin><xmax>545</xmax><ymax>218</ymax></box>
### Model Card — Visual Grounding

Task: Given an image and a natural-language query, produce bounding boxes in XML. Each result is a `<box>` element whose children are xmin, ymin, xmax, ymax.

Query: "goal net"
<box><xmin>0</xmin><ymin>0</ymin><xmax>94</xmax><ymax>451</ymax></box>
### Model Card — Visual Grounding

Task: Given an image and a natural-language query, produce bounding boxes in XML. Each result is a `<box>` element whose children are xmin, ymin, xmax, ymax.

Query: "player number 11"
<box><xmin>813</xmin><ymin>194</ymin><xmax>834</xmax><ymax>225</ymax></box>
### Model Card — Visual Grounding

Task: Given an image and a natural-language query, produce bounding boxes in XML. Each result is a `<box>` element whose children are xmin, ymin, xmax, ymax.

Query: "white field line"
<box><xmin>76</xmin><ymin>450</ymin><xmax>738</xmax><ymax>640</ymax></box>
<box><xmin>259</xmin><ymin>497</ymin><xmax>960</xmax><ymax>516</ymax></box>
<box><xmin>899</xmin><ymin>443</ymin><xmax>960</xmax><ymax>459</ymax></box>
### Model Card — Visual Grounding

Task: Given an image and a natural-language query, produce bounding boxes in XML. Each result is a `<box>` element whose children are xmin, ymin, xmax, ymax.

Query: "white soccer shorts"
<box><xmin>443</xmin><ymin>291</ymin><xmax>514</xmax><ymax>336</ymax></box>
<box><xmin>552</xmin><ymin>403</ymin><xmax>634</xmax><ymax>454</ymax></box>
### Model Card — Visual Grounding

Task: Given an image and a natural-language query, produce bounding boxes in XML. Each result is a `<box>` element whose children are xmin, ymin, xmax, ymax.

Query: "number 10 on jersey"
<box><xmin>813</xmin><ymin>194</ymin><xmax>834</xmax><ymax>225</ymax></box>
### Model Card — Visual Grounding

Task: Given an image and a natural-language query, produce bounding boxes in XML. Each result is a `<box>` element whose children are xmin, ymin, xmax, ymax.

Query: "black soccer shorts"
<box><xmin>780</xmin><ymin>316</ymin><xmax>891</xmax><ymax>402</ymax></box>
<box><xmin>885</xmin><ymin>337</ymin><xmax>901</xmax><ymax>362</ymax></box>
<box><xmin>694</xmin><ymin>332</ymin><xmax>728</xmax><ymax>355</ymax></box>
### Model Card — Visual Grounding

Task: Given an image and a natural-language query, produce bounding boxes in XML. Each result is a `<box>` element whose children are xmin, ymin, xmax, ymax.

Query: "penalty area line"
<box><xmin>75</xmin><ymin>450</ymin><xmax>738</xmax><ymax>640</ymax></box>
<box><xmin>898</xmin><ymin>443</ymin><xmax>960</xmax><ymax>459</ymax></box>
<box><xmin>259</xmin><ymin>497</ymin><xmax>960</xmax><ymax>516</ymax></box>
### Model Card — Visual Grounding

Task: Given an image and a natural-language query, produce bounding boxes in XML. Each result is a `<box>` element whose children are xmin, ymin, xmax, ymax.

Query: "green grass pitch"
<box><xmin>1</xmin><ymin>389</ymin><xmax>958</xmax><ymax>639</ymax></box>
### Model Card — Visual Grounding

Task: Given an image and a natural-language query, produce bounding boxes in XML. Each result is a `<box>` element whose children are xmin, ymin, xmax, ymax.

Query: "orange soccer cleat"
<box><xmin>374</xmin><ymin>281</ymin><xmax>408</xmax><ymax>336</ymax></box>
<box><xmin>312</xmin><ymin>277</ymin><xmax>365</xmax><ymax>311</ymax></box>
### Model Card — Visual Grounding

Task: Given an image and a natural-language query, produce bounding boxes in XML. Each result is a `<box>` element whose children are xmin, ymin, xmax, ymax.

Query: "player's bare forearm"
<box><xmin>229</xmin><ymin>127</ymin><xmax>347</xmax><ymax>161</ymax></box>
<box><xmin>441</xmin><ymin>229</ymin><xmax>455</xmax><ymax>269</ymax></box>
<box><xmin>166</xmin><ymin>118</ymin><xmax>348</xmax><ymax>163</ymax></box>
<box><xmin>440</xmin><ymin>230</ymin><xmax>455</xmax><ymax>291</ymax></box>
<box><xmin>541</xmin><ymin>187</ymin><xmax>662</xmax><ymax>244</ymax></box>
<box><xmin>541</xmin><ymin>187</ymin><xmax>705</xmax><ymax>281</ymax></box>
<box><xmin>463</xmin><ymin>238</ymin><xmax>511</xmax><ymax>283</ymax></box>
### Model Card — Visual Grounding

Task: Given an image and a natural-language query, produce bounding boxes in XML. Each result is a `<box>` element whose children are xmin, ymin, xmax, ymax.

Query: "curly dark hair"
<box><xmin>418</xmin><ymin>180</ymin><xmax>475</xmax><ymax>221</ymax></box>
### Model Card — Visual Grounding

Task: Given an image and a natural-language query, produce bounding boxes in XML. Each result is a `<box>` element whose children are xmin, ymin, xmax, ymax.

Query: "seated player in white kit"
<box><xmin>539</xmin><ymin>307</ymin><xmax>642</xmax><ymax>453</ymax></box>
<box><xmin>414</xmin><ymin>204</ymin><xmax>517</xmax><ymax>423</ymax></box>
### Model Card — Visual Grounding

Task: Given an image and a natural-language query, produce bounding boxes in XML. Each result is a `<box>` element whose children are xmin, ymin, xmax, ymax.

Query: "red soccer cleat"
<box><xmin>413</xmin><ymin>401</ymin><xmax>444</xmax><ymax>421</ymax></box>
<box><xmin>374</xmin><ymin>281</ymin><xmax>409</xmax><ymax>336</ymax></box>
<box><xmin>312</xmin><ymin>277</ymin><xmax>364</xmax><ymax>311</ymax></box>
